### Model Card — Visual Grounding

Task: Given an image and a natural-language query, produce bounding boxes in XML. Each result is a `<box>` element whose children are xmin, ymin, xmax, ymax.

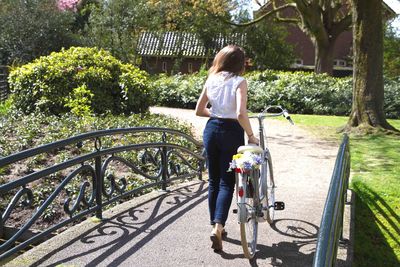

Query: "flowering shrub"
<box><xmin>229</xmin><ymin>152</ymin><xmax>263</xmax><ymax>173</ymax></box>
<box><xmin>57</xmin><ymin>0</ymin><xmax>79</xmax><ymax>11</ymax></box>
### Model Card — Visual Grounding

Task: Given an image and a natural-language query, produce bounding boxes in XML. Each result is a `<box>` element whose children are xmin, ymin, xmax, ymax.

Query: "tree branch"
<box><xmin>253</xmin><ymin>0</ymin><xmax>264</xmax><ymax>7</ymax></box>
<box><xmin>331</xmin><ymin>14</ymin><xmax>352</xmax><ymax>37</ymax></box>
<box><xmin>225</xmin><ymin>3</ymin><xmax>297</xmax><ymax>27</ymax></box>
<box><xmin>275</xmin><ymin>17</ymin><xmax>300</xmax><ymax>24</ymax></box>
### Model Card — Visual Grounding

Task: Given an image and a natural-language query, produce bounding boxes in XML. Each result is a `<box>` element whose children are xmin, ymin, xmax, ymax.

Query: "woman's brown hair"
<box><xmin>208</xmin><ymin>45</ymin><xmax>245</xmax><ymax>76</ymax></box>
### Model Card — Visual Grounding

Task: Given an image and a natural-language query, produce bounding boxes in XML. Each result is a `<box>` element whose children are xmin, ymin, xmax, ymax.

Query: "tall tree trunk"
<box><xmin>314</xmin><ymin>39</ymin><xmax>336</xmax><ymax>75</ymax></box>
<box><xmin>346</xmin><ymin>0</ymin><xmax>396</xmax><ymax>131</ymax></box>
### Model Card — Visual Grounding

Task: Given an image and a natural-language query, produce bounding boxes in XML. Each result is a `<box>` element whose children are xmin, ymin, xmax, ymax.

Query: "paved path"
<box><xmin>7</xmin><ymin>107</ymin><xmax>351</xmax><ymax>267</ymax></box>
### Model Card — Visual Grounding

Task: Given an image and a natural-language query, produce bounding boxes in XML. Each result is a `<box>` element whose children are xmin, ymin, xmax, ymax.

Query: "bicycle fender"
<box><xmin>236</xmin><ymin>172</ymin><xmax>248</xmax><ymax>223</ymax></box>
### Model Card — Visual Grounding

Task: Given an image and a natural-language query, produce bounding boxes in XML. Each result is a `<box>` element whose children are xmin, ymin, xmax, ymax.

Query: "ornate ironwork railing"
<box><xmin>0</xmin><ymin>65</ymin><xmax>9</xmax><ymax>102</ymax></box>
<box><xmin>0</xmin><ymin>127</ymin><xmax>205</xmax><ymax>261</ymax></box>
<box><xmin>313</xmin><ymin>134</ymin><xmax>350</xmax><ymax>267</ymax></box>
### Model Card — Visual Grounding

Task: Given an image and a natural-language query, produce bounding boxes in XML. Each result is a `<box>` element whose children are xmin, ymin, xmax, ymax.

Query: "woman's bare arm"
<box><xmin>236</xmin><ymin>80</ymin><xmax>259</xmax><ymax>144</ymax></box>
<box><xmin>195</xmin><ymin>86</ymin><xmax>211</xmax><ymax>117</ymax></box>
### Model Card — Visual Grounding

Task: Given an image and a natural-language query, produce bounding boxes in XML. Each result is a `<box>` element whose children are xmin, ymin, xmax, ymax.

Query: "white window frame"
<box><xmin>333</xmin><ymin>59</ymin><xmax>346</xmax><ymax>67</ymax></box>
<box><xmin>295</xmin><ymin>59</ymin><xmax>303</xmax><ymax>65</ymax></box>
<box><xmin>188</xmin><ymin>63</ymin><xmax>193</xmax><ymax>73</ymax></box>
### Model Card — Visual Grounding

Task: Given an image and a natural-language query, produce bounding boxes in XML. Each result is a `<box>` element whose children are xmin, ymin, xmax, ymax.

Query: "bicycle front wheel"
<box><xmin>239</xmin><ymin>172</ymin><xmax>259</xmax><ymax>259</ymax></box>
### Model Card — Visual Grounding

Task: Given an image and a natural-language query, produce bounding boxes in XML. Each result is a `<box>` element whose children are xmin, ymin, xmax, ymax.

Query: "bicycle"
<box><xmin>231</xmin><ymin>105</ymin><xmax>293</xmax><ymax>259</ymax></box>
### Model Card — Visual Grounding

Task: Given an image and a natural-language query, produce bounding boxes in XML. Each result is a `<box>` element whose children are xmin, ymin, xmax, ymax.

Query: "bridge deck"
<box><xmin>5</xmin><ymin>107</ymin><xmax>352</xmax><ymax>266</ymax></box>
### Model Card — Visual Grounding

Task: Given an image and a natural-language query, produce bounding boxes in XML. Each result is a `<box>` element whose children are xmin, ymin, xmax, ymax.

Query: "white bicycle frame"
<box><xmin>236</xmin><ymin>105</ymin><xmax>293</xmax><ymax>224</ymax></box>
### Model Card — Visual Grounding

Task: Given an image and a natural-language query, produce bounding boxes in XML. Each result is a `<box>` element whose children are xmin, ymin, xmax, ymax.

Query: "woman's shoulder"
<box><xmin>205</xmin><ymin>72</ymin><xmax>245</xmax><ymax>87</ymax></box>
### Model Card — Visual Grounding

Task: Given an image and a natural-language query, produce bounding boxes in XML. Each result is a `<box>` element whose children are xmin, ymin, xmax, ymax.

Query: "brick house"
<box><xmin>259</xmin><ymin>0</ymin><xmax>398</xmax><ymax>76</ymax></box>
<box><xmin>136</xmin><ymin>32</ymin><xmax>246</xmax><ymax>75</ymax></box>
<box><xmin>137</xmin><ymin>2</ymin><xmax>397</xmax><ymax>76</ymax></box>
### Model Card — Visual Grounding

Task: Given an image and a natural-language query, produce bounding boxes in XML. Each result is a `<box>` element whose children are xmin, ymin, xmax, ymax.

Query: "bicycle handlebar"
<box><xmin>249</xmin><ymin>105</ymin><xmax>294</xmax><ymax>125</ymax></box>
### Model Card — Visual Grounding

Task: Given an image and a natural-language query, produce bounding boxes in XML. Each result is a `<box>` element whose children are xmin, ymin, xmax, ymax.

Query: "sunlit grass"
<box><xmin>290</xmin><ymin>114</ymin><xmax>400</xmax><ymax>265</ymax></box>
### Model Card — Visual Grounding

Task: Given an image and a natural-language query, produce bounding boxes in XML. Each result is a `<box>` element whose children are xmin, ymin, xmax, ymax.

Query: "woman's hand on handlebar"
<box><xmin>248</xmin><ymin>135</ymin><xmax>259</xmax><ymax>145</ymax></box>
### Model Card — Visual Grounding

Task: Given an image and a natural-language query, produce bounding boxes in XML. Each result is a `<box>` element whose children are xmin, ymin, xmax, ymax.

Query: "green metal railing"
<box><xmin>313</xmin><ymin>134</ymin><xmax>350</xmax><ymax>267</ymax></box>
<box><xmin>0</xmin><ymin>65</ymin><xmax>9</xmax><ymax>102</ymax></box>
<box><xmin>0</xmin><ymin>127</ymin><xmax>205</xmax><ymax>261</ymax></box>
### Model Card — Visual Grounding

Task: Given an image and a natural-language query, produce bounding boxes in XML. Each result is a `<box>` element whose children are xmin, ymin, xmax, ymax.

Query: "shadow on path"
<box><xmin>29</xmin><ymin>181</ymin><xmax>208</xmax><ymax>267</ymax></box>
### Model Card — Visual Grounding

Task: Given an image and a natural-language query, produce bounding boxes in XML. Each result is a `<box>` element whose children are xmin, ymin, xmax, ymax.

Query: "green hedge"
<box><xmin>151</xmin><ymin>72</ymin><xmax>207</xmax><ymax>109</ymax></box>
<box><xmin>152</xmin><ymin>70</ymin><xmax>400</xmax><ymax>118</ymax></box>
<box><xmin>8</xmin><ymin>47</ymin><xmax>152</xmax><ymax>116</ymax></box>
<box><xmin>246</xmin><ymin>70</ymin><xmax>353</xmax><ymax>115</ymax></box>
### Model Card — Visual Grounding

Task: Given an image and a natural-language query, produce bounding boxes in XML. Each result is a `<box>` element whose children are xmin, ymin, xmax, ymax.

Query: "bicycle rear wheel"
<box><xmin>264</xmin><ymin>153</ymin><xmax>275</xmax><ymax>224</ymax></box>
<box><xmin>239</xmin><ymin>172</ymin><xmax>259</xmax><ymax>259</ymax></box>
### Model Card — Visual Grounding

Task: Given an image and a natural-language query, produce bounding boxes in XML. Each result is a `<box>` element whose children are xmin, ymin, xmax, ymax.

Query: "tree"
<box><xmin>207</xmin><ymin>0</ymin><xmax>353</xmax><ymax>75</ymax></box>
<box><xmin>147</xmin><ymin>0</ymin><xmax>234</xmax><ymax>60</ymax></box>
<box><xmin>83</xmin><ymin>0</ymin><xmax>154</xmax><ymax>62</ymax></box>
<box><xmin>383</xmin><ymin>22</ymin><xmax>400</xmax><ymax>78</ymax></box>
<box><xmin>0</xmin><ymin>0</ymin><xmax>79</xmax><ymax>65</ymax></box>
<box><xmin>346</xmin><ymin>0</ymin><xmax>396</xmax><ymax>131</ymax></box>
<box><xmin>243</xmin><ymin>18</ymin><xmax>295</xmax><ymax>70</ymax></box>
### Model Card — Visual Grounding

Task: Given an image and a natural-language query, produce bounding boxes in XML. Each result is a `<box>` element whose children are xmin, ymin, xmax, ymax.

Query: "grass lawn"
<box><xmin>289</xmin><ymin>114</ymin><xmax>400</xmax><ymax>266</ymax></box>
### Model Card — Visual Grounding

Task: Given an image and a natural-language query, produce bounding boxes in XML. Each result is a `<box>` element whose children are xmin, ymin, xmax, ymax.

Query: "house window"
<box><xmin>295</xmin><ymin>59</ymin><xmax>303</xmax><ymax>65</ymax></box>
<box><xmin>188</xmin><ymin>63</ymin><xmax>193</xmax><ymax>73</ymax></box>
<box><xmin>333</xmin><ymin>59</ymin><xmax>346</xmax><ymax>67</ymax></box>
<box><xmin>162</xmin><ymin>62</ymin><xmax>167</xmax><ymax>72</ymax></box>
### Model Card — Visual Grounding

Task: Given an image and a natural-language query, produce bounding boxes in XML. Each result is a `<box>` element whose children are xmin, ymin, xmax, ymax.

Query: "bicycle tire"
<box><xmin>239</xmin><ymin>171</ymin><xmax>259</xmax><ymax>259</ymax></box>
<box><xmin>264</xmin><ymin>152</ymin><xmax>275</xmax><ymax>224</ymax></box>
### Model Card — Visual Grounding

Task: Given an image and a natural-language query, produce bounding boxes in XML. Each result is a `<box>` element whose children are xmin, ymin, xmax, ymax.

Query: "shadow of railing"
<box><xmin>351</xmin><ymin>182</ymin><xmax>400</xmax><ymax>266</ymax></box>
<box><xmin>0</xmin><ymin>127</ymin><xmax>205</xmax><ymax>262</ymax></box>
<box><xmin>23</xmin><ymin>181</ymin><xmax>208</xmax><ymax>266</ymax></box>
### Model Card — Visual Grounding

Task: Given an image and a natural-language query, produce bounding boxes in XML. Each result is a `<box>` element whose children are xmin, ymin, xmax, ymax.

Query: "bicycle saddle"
<box><xmin>237</xmin><ymin>144</ymin><xmax>263</xmax><ymax>154</ymax></box>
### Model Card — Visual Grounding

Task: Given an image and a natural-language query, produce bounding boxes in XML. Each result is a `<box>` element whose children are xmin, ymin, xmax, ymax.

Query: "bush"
<box><xmin>246</xmin><ymin>71</ymin><xmax>353</xmax><ymax>115</ymax></box>
<box><xmin>151</xmin><ymin>70</ymin><xmax>400</xmax><ymax>119</ymax></box>
<box><xmin>151</xmin><ymin>72</ymin><xmax>207</xmax><ymax>109</ymax></box>
<box><xmin>8</xmin><ymin>47</ymin><xmax>152</xmax><ymax>115</ymax></box>
<box><xmin>384</xmin><ymin>77</ymin><xmax>400</xmax><ymax>119</ymax></box>
<box><xmin>151</xmin><ymin>70</ymin><xmax>354</xmax><ymax>115</ymax></box>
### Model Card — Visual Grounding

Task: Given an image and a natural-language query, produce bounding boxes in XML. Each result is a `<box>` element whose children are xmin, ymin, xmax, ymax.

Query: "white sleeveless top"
<box><xmin>205</xmin><ymin>71</ymin><xmax>245</xmax><ymax>119</ymax></box>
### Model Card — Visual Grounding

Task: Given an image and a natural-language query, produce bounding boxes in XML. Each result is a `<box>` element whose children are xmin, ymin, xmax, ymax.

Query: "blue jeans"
<box><xmin>203</xmin><ymin>118</ymin><xmax>244</xmax><ymax>226</ymax></box>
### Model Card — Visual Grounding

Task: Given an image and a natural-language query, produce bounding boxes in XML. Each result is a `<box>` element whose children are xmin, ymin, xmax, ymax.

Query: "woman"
<box><xmin>195</xmin><ymin>45</ymin><xmax>259</xmax><ymax>252</ymax></box>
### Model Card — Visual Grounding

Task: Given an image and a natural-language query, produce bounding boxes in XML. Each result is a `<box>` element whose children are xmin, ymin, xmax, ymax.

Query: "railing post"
<box><xmin>0</xmin><ymin>211</ymin><xmax>3</xmax><ymax>239</ymax></box>
<box><xmin>161</xmin><ymin>133</ymin><xmax>168</xmax><ymax>191</ymax></box>
<box><xmin>198</xmin><ymin>160</ymin><xmax>203</xmax><ymax>180</ymax></box>
<box><xmin>94</xmin><ymin>137</ymin><xmax>103</xmax><ymax>220</ymax></box>
<box><xmin>95</xmin><ymin>155</ymin><xmax>103</xmax><ymax>219</ymax></box>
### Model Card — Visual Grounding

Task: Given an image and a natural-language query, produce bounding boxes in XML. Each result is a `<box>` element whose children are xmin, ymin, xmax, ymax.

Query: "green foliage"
<box><xmin>64</xmin><ymin>84</ymin><xmax>94</xmax><ymax>117</ymax></box>
<box><xmin>0</xmin><ymin>111</ymin><xmax>192</xmax><ymax>157</ymax></box>
<box><xmin>0</xmin><ymin>0</ymin><xmax>79</xmax><ymax>65</ymax></box>
<box><xmin>152</xmin><ymin>70</ymin><xmax>400</xmax><ymax>119</ymax></box>
<box><xmin>242</xmin><ymin>19</ymin><xmax>295</xmax><ymax>70</ymax></box>
<box><xmin>151</xmin><ymin>72</ymin><xmax>207</xmax><ymax>109</ymax></box>
<box><xmin>384</xmin><ymin>22</ymin><xmax>400</xmax><ymax>78</ymax></box>
<box><xmin>8</xmin><ymin>47</ymin><xmax>152</xmax><ymax>115</ymax></box>
<box><xmin>383</xmin><ymin>77</ymin><xmax>400</xmax><ymax>119</ymax></box>
<box><xmin>246</xmin><ymin>71</ymin><xmax>353</xmax><ymax>115</ymax></box>
<box><xmin>84</xmin><ymin>0</ymin><xmax>156</xmax><ymax>62</ymax></box>
<box><xmin>0</xmin><ymin>97</ymin><xmax>13</xmax><ymax>116</ymax></box>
